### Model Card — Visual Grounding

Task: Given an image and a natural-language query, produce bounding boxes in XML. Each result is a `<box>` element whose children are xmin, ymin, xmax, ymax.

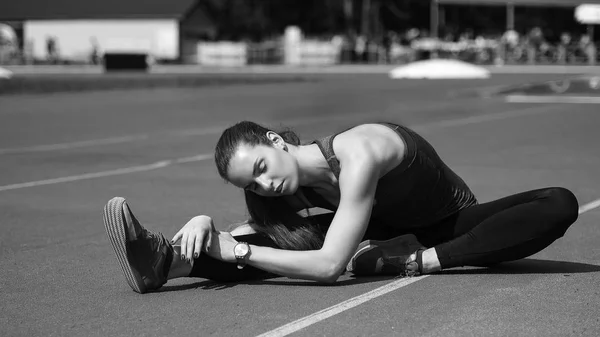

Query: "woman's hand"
<box><xmin>171</xmin><ymin>215</ymin><xmax>216</xmax><ymax>262</ymax></box>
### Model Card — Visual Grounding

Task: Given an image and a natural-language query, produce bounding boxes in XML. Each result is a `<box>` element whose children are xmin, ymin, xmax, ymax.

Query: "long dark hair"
<box><xmin>215</xmin><ymin>121</ymin><xmax>324</xmax><ymax>250</ymax></box>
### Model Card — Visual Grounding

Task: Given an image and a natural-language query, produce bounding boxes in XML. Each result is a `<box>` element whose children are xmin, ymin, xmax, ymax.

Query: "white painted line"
<box><xmin>0</xmin><ymin>98</ymin><xmax>494</xmax><ymax>157</ymax></box>
<box><xmin>0</xmin><ymin>154</ymin><xmax>212</xmax><ymax>192</ymax></box>
<box><xmin>0</xmin><ymin>127</ymin><xmax>229</xmax><ymax>155</ymax></box>
<box><xmin>485</xmin><ymin>65</ymin><xmax>600</xmax><ymax>75</ymax></box>
<box><xmin>0</xmin><ymin>103</ymin><xmax>568</xmax><ymax>192</ymax></box>
<box><xmin>0</xmin><ymin>120</ymin><xmax>328</xmax><ymax>156</ymax></box>
<box><xmin>506</xmin><ymin>95</ymin><xmax>600</xmax><ymax>104</ymax></box>
<box><xmin>257</xmin><ymin>199</ymin><xmax>599</xmax><ymax>337</ymax></box>
<box><xmin>579</xmin><ymin>198</ymin><xmax>600</xmax><ymax>214</ymax></box>
<box><xmin>0</xmin><ymin>135</ymin><xmax>149</xmax><ymax>155</ymax></box>
<box><xmin>413</xmin><ymin>103</ymin><xmax>565</xmax><ymax>131</ymax></box>
<box><xmin>166</xmin><ymin>126</ymin><xmax>228</xmax><ymax>137</ymax></box>
<box><xmin>0</xmin><ymin>97</ymin><xmax>556</xmax><ymax>156</ymax></box>
<box><xmin>256</xmin><ymin>276</ymin><xmax>428</xmax><ymax>337</ymax></box>
<box><xmin>173</xmin><ymin>154</ymin><xmax>214</xmax><ymax>164</ymax></box>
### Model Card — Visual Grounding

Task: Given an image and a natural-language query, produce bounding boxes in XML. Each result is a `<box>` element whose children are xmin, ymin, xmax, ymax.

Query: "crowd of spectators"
<box><xmin>333</xmin><ymin>27</ymin><xmax>598</xmax><ymax>66</ymax></box>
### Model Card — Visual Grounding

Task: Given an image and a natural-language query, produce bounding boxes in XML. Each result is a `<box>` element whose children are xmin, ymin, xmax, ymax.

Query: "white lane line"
<box><xmin>0</xmin><ymin>126</ymin><xmax>229</xmax><ymax>156</ymax></box>
<box><xmin>0</xmin><ymin>118</ymin><xmax>340</xmax><ymax>156</ymax></box>
<box><xmin>166</xmin><ymin>126</ymin><xmax>226</xmax><ymax>137</ymax></box>
<box><xmin>579</xmin><ymin>198</ymin><xmax>600</xmax><ymax>214</ymax></box>
<box><xmin>506</xmin><ymin>95</ymin><xmax>600</xmax><ymax>104</ymax></box>
<box><xmin>257</xmin><ymin>199</ymin><xmax>600</xmax><ymax>337</ymax></box>
<box><xmin>0</xmin><ymin>103</ymin><xmax>569</xmax><ymax>193</ymax></box>
<box><xmin>256</xmin><ymin>276</ymin><xmax>428</xmax><ymax>337</ymax></box>
<box><xmin>0</xmin><ymin>97</ymin><xmax>551</xmax><ymax>156</ymax></box>
<box><xmin>0</xmin><ymin>135</ymin><xmax>149</xmax><ymax>155</ymax></box>
<box><xmin>0</xmin><ymin>118</ymin><xmax>338</xmax><ymax>156</ymax></box>
<box><xmin>413</xmin><ymin>103</ymin><xmax>566</xmax><ymax>131</ymax></box>
<box><xmin>0</xmin><ymin>154</ymin><xmax>212</xmax><ymax>192</ymax></box>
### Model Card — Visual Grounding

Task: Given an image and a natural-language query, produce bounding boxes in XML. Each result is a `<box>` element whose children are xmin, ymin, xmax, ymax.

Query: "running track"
<box><xmin>1</xmin><ymin>73</ymin><xmax>599</xmax><ymax>336</ymax></box>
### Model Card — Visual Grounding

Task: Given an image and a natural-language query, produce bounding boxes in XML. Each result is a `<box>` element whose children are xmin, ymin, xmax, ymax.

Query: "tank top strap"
<box><xmin>300</xmin><ymin>187</ymin><xmax>335</xmax><ymax>210</ymax></box>
<box><xmin>312</xmin><ymin>134</ymin><xmax>341</xmax><ymax>180</ymax></box>
<box><xmin>311</xmin><ymin>123</ymin><xmax>400</xmax><ymax>181</ymax></box>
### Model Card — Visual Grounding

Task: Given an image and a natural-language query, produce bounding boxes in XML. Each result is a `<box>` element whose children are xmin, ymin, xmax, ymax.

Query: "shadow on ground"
<box><xmin>158</xmin><ymin>275</ymin><xmax>398</xmax><ymax>293</ymax></box>
<box><xmin>438</xmin><ymin>258</ymin><xmax>600</xmax><ymax>275</ymax></box>
<box><xmin>156</xmin><ymin>258</ymin><xmax>599</xmax><ymax>293</ymax></box>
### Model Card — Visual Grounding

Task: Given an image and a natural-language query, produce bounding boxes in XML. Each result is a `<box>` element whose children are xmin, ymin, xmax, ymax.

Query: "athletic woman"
<box><xmin>103</xmin><ymin>121</ymin><xmax>579</xmax><ymax>293</ymax></box>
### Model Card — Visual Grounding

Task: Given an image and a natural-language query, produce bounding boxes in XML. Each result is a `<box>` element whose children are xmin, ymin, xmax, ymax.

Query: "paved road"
<box><xmin>1</xmin><ymin>73</ymin><xmax>599</xmax><ymax>336</ymax></box>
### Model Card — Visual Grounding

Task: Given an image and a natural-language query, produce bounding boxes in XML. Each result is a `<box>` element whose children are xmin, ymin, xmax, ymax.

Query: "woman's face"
<box><xmin>227</xmin><ymin>140</ymin><xmax>299</xmax><ymax>197</ymax></box>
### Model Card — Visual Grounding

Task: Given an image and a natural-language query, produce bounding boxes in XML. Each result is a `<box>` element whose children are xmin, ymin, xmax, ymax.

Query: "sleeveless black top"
<box><xmin>302</xmin><ymin>123</ymin><xmax>477</xmax><ymax>231</ymax></box>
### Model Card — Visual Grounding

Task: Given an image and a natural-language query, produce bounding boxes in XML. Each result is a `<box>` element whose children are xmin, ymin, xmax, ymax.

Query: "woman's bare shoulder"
<box><xmin>333</xmin><ymin>124</ymin><xmax>406</xmax><ymax>175</ymax></box>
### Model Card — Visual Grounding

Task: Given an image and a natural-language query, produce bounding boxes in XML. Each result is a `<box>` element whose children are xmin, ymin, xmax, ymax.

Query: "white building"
<box><xmin>0</xmin><ymin>0</ymin><xmax>215</xmax><ymax>63</ymax></box>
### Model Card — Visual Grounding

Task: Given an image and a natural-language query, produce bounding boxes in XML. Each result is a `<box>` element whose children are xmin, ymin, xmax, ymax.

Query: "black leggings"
<box><xmin>422</xmin><ymin>187</ymin><xmax>578</xmax><ymax>268</ymax></box>
<box><xmin>189</xmin><ymin>187</ymin><xmax>579</xmax><ymax>280</ymax></box>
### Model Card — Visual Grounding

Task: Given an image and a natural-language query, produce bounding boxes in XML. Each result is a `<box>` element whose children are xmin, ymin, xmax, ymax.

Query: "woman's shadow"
<box><xmin>159</xmin><ymin>273</ymin><xmax>396</xmax><ymax>292</ymax></box>
<box><xmin>158</xmin><ymin>258</ymin><xmax>600</xmax><ymax>293</ymax></box>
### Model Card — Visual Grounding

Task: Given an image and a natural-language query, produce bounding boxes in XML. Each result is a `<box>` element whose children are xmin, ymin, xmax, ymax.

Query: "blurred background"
<box><xmin>0</xmin><ymin>0</ymin><xmax>598</xmax><ymax>68</ymax></box>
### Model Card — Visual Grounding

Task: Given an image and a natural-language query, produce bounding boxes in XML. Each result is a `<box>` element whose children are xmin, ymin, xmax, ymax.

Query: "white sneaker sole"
<box><xmin>103</xmin><ymin>197</ymin><xmax>146</xmax><ymax>294</ymax></box>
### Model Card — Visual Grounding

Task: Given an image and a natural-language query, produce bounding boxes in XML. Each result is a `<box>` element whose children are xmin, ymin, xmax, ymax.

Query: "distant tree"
<box><xmin>201</xmin><ymin>0</ymin><xmax>348</xmax><ymax>40</ymax></box>
<box><xmin>198</xmin><ymin>0</ymin><xmax>590</xmax><ymax>42</ymax></box>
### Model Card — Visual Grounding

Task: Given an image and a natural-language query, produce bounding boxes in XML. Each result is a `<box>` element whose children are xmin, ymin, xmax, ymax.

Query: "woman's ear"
<box><xmin>266</xmin><ymin>131</ymin><xmax>287</xmax><ymax>150</ymax></box>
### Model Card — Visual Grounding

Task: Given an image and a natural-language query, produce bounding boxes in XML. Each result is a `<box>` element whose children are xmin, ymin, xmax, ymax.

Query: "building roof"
<box><xmin>0</xmin><ymin>0</ymin><xmax>197</xmax><ymax>21</ymax></box>
<box><xmin>436</xmin><ymin>0</ymin><xmax>600</xmax><ymax>6</ymax></box>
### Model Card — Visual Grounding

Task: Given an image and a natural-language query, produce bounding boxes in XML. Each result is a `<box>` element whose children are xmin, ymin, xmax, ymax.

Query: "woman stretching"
<box><xmin>103</xmin><ymin>121</ymin><xmax>579</xmax><ymax>294</ymax></box>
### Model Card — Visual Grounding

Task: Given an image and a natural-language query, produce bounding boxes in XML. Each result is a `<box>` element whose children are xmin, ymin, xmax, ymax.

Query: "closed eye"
<box><xmin>245</xmin><ymin>159</ymin><xmax>267</xmax><ymax>191</ymax></box>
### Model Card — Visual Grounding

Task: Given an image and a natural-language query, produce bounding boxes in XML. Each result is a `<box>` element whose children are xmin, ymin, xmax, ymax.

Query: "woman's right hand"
<box><xmin>171</xmin><ymin>215</ymin><xmax>216</xmax><ymax>262</ymax></box>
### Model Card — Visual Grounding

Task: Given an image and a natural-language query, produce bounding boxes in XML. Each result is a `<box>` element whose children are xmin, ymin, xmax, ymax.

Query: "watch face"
<box><xmin>234</xmin><ymin>243</ymin><xmax>249</xmax><ymax>256</ymax></box>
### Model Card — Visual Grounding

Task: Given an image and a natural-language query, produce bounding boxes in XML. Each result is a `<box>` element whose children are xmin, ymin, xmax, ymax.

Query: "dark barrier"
<box><xmin>0</xmin><ymin>73</ymin><xmax>314</xmax><ymax>95</ymax></box>
<box><xmin>103</xmin><ymin>53</ymin><xmax>150</xmax><ymax>71</ymax></box>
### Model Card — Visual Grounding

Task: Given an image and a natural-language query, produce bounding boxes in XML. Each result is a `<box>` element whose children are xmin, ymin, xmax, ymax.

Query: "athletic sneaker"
<box><xmin>103</xmin><ymin>197</ymin><xmax>173</xmax><ymax>294</ymax></box>
<box><xmin>346</xmin><ymin>234</ymin><xmax>426</xmax><ymax>276</ymax></box>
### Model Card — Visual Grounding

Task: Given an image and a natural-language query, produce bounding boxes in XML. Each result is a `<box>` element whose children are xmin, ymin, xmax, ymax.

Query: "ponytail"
<box><xmin>245</xmin><ymin>190</ymin><xmax>324</xmax><ymax>250</ymax></box>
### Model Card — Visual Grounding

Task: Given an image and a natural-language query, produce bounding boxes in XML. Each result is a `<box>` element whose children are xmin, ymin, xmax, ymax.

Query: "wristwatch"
<box><xmin>233</xmin><ymin>242</ymin><xmax>251</xmax><ymax>269</ymax></box>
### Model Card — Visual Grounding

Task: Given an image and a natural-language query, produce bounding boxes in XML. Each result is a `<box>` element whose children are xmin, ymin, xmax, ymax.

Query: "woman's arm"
<box><xmin>209</xmin><ymin>139</ymin><xmax>382</xmax><ymax>283</ymax></box>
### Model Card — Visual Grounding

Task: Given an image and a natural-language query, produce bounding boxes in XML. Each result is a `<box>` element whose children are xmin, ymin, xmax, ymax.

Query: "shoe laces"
<box><xmin>142</xmin><ymin>230</ymin><xmax>169</xmax><ymax>253</ymax></box>
<box><xmin>404</xmin><ymin>261</ymin><xmax>420</xmax><ymax>277</ymax></box>
<box><xmin>382</xmin><ymin>255</ymin><xmax>419</xmax><ymax>277</ymax></box>
<box><xmin>402</xmin><ymin>253</ymin><xmax>420</xmax><ymax>277</ymax></box>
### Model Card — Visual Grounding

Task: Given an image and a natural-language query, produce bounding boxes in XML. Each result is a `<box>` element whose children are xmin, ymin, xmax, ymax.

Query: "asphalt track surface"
<box><xmin>1</xmin><ymin>72</ymin><xmax>599</xmax><ymax>336</ymax></box>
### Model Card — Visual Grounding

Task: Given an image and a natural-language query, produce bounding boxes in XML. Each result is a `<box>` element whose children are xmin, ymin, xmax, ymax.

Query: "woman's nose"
<box><xmin>256</xmin><ymin>176</ymin><xmax>273</xmax><ymax>191</ymax></box>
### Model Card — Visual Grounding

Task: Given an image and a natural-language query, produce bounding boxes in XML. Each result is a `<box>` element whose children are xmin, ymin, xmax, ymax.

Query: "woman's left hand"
<box><xmin>206</xmin><ymin>231</ymin><xmax>238</xmax><ymax>263</ymax></box>
<box><xmin>172</xmin><ymin>215</ymin><xmax>216</xmax><ymax>262</ymax></box>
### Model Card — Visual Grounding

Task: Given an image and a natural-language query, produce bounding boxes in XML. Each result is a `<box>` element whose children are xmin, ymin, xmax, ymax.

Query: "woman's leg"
<box><xmin>185</xmin><ymin>232</ymin><xmax>280</xmax><ymax>282</ymax></box>
<box><xmin>103</xmin><ymin>197</ymin><xmax>331</xmax><ymax>292</ymax></box>
<box><xmin>419</xmin><ymin>187</ymin><xmax>579</xmax><ymax>271</ymax></box>
<box><xmin>183</xmin><ymin>212</ymin><xmax>335</xmax><ymax>282</ymax></box>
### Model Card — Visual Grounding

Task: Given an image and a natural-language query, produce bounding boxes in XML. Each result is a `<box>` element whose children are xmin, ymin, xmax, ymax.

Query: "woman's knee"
<box><xmin>545</xmin><ymin>187</ymin><xmax>579</xmax><ymax>232</ymax></box>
